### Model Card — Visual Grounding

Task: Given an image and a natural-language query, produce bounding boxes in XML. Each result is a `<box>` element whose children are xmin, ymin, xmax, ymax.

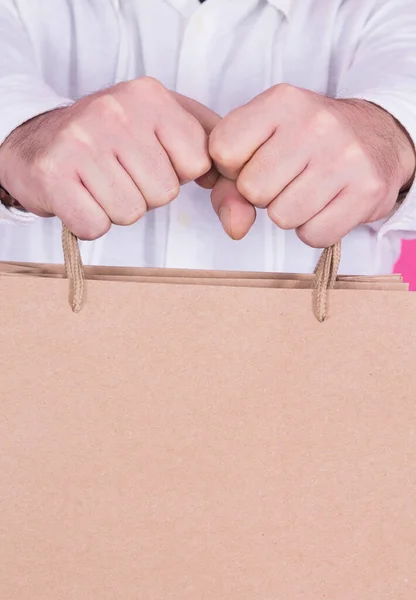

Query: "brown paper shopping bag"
<box><xmin>1</xmin><ymin>226</ymin><xmax>416</xmax><ymax>600</ymax></box>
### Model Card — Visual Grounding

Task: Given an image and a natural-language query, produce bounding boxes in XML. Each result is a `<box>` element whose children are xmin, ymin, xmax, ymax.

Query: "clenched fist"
<box><xmin>209</xmin><ymin>84</ymin><xmax>416</xmax><ymax>247</ymax></box>
<box><xmin>0</xmin><ymin>77</ymin><xmax>217</xmax><ymax>239</ymax></box>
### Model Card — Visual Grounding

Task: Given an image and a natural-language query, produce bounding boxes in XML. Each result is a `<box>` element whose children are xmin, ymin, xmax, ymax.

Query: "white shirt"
<box><xmin>0</xmin><ymin>0</ymin><xmax>416</xmax><ymax>275</ymax></box>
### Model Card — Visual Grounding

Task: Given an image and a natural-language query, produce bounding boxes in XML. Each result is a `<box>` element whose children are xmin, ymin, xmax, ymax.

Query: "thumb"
<box><xmin>211</xmin><ymin>176</ymin><xmax>256</xmax><ymax>240</ymax></box>
<box><xmin>171</xmin><ymin>92</ymin><xmax>222</xmax><ymax>189</ymax></box>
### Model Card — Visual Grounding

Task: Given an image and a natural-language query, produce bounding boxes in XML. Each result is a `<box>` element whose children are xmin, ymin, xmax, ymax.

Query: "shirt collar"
<box><xmin>266</xmin><ymin>0</ymin><xmax>292</xmax><ymax>18</ymax></box>
<box><xmin>163</xmin><ymin>0</ymin><xmax>292</xmax><ymax>19</ymax></box>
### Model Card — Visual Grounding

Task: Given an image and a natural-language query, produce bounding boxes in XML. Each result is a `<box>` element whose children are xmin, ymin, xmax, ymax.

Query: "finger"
<box><xmin>49</xmin><ymin>179</ymin><xmax>111</xmax><ymax>240</ymax></box>
<box><xmin>170</xmin><ymin>93</ymin><xmax>221</xmax><ymax>189</ymax></box>
<box><xmin>267</xmin><ymin>163</ymin><xmax>345</xmax><ymax>229</ymax></box>
<box><xmin>196</xmin><ymin>165</ymin><xmax>220</xmax><ymax>190</ymax></box>
<box><xmin>209</xmin><ymin>93</ymin><xmax>280</xmax><ymax>180</ymax></box>
<box><xmin>1</xmin><ymin>177</ymin><xmax>54</xmax><ymax>217</ymax></box>
<box><xmin>77</xmin><ymin>156</ymin><xmax>147</xmax><ymax>225</ymax></box>
<box><xmin>156</xmin><ymin>105</ymin><xmax>212</xmax><ymax>183</ymax></box>
<box><xmin>236</xmin><ymin>130</ymin><xmax>310</xmax><ymax>208</ymax></box>
<box><xmin>211</xmin><ymin>176</ymin><xmax>256</xmax><ymax>240</ymax></box>
<box><xmin>170</xmin><ymin>94</ymin><xmax>221</xmax><ymax>189</ymax></box>
<box><xmin>117</xmin><ymin>136</ymin><xmax>180</xmax><ymax>209</ymax></box>
<box><xmin>296</xmin><ymin>187</ymin><xmax>368</xmax><ymax>248</ymax></box>
<box><xmin>22</xmin><ymin>200</ymin><xmax>54</xmax><ymax>218</ymax></box>
<box><xmin>171</xmin><ymin>92</ymin><xmax>221</xmax><ymax>134</ymax></box>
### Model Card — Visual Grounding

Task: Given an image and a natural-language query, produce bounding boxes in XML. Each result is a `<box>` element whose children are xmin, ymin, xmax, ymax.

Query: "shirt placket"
<box><xmin>163</xmin><ymin>4</ymin><xmax>216</xmax><ymax>269</ymax></box>
<box><xmin>163</xmin><ymin>0</ymin><xmax>262</xmax><ymax>269</ymax></box>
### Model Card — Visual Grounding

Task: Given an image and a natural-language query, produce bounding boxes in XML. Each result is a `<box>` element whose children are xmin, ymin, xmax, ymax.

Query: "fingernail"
<box><xmin>219</xmin><ymin>207</ymin><xmax>233</xmax><ymax>238</ymax></box>
<box><xmin>206</xmin><ymin>167</ymin><xmax>220</xmax><ymax>187</ymax></box>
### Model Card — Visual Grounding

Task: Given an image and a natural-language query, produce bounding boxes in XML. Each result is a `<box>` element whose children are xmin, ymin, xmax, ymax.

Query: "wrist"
<box><xmin>355</xmin><ymin>99</ymin><xmax>415</xmax><ymax>190</ymax></box>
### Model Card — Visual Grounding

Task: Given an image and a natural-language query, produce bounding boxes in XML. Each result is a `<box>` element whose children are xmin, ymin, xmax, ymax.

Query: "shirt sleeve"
<box><xmin>336</xmin><ymin>0</ymin><xmax>416</xmax><ymax>240</ymax></box>
<box><xmin>0</xmin><ymin>0</ymin><xmax>72</xmax><ymax>222</ymax></box>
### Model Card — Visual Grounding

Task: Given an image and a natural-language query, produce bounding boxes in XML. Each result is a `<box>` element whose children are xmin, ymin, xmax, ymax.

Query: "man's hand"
<box><xmin>0</xmin><ymin>77</ymin><xmax>217</xmax><ymax>239</ymax></box>
<box><xmin>209</xmin><ymin>84</ymin><xmax>416</xmax><ymax>247</ymax></box>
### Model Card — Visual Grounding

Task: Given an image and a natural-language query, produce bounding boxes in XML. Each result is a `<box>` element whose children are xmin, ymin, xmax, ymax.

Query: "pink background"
<box><xmin>394</xmin><ymin>241</ymin><xmax>416</xmax><ymax>289</ymax></box>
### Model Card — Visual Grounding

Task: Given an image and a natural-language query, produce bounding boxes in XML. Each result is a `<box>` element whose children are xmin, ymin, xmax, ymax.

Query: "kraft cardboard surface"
<box><xmin>0</xmin><ymin>260</ymin><xmax>405</xmax><ymax>281</ymax></box>
<box><xmin>0</xmin><ymin>262</ymin><xmax>408</xmax><ymax>291</ymax></box>
<box><xmin>0</xmin><ymin>271</ymin><xmax>415</xmax><ymax>599</ymax></box>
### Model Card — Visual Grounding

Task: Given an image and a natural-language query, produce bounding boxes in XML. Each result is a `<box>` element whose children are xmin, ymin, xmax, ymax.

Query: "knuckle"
<box><xmin>342</xmin><ymin>141</ymin><xmax>367</xmax><ymax>164</ymax></box>
<box><xmin>208</xmin><ymin>129</ymin><xmax>223</xmax><ymax>160</ymax></box>
<box><xmin>91</xmin><ymin>94</ymin><xmax>126</xmax><ymax>122</ymax></box>
<box><xmin>127</xmin><ymin>76</ymin><xmax>167</xmax><ymax>99</ymax></box>
<box><xmin>76</xmin><ymin>219</ymin><xmax>111</xmax><ymax>241</ymax></box>
<box><xmin>363</xmin><ymin>175</ymin><xmax>386</xmax><ymax>200</ymax></box>
<box><xmin>269</xmin><ymin>83</ymin><xmax>297</xmax><ymax>100</ymax></box>
<box><xmin>237</xmin><ymin>176</ymin><xmax>268</xmax><ymax>208</ymax></box>
<box><xmin>32</xmin><ymin>155</ymin><xmax>56</xmax><ymax>180</ymax></box>
<box><xmin>182</xmin><ymin>154</ymin><xmax>212</xmax><ymax>181</ymax></box>
<box><xmin>54</xmin><ymin>125</ymin><xmax>94</xmax><ymax>152</ymax></box>
<box><xmin>147</xmin><ymin>183</ymin><xmax>180</xmax><ymax>208</ymax></box>
<box><xmin>297</xmin><ymin>225</ymin><xmax>328</xmax><ymax>249</ymax></box>
<box><xmin>267</xmin><ymin>205</ymin><xmax>292</xmax><ymax>229</ymax></box>
<box><xmin>159</xmin><ymin>183</ymin><xmax>181</xmax><ymax>205</ymax></box>
<box><xmin>111</xmin><ymin>203</ymin><xmax>147</xmax><ymax>227</ymax></box>
<box><xmin>269</xmin><ymin>83</ymin><xmax>308</xmax><ymax>108</ymax></box>
<box><xmin>209</xmin><ymin>133</ymin><xmax>237</xmax><ymax>170</ymax></box>
<box><xmin>140</xmin><ymin>76</ymin><xmax>166</xmax><ymax>93</ymax></box>
<box><xmin>309</xmin><ymin>108</ymin><xmax>340</xmax><ymax>136</ymax></box>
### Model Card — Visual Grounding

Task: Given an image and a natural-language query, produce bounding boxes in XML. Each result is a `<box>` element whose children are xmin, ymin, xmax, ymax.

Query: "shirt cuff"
<box><xmin>377</xmin><ymin>186</ymin><xmax>416</xmax><ymax>241</ymax></box>
<box><xmin>0</xmin><ymin>202</ymin><xmax>36</xmax><ymax>223</ymax></box>
<box><xmin>0</xmin><ymin>74</ymin><xmax>72</xmax><ymax>145</ymax></box>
